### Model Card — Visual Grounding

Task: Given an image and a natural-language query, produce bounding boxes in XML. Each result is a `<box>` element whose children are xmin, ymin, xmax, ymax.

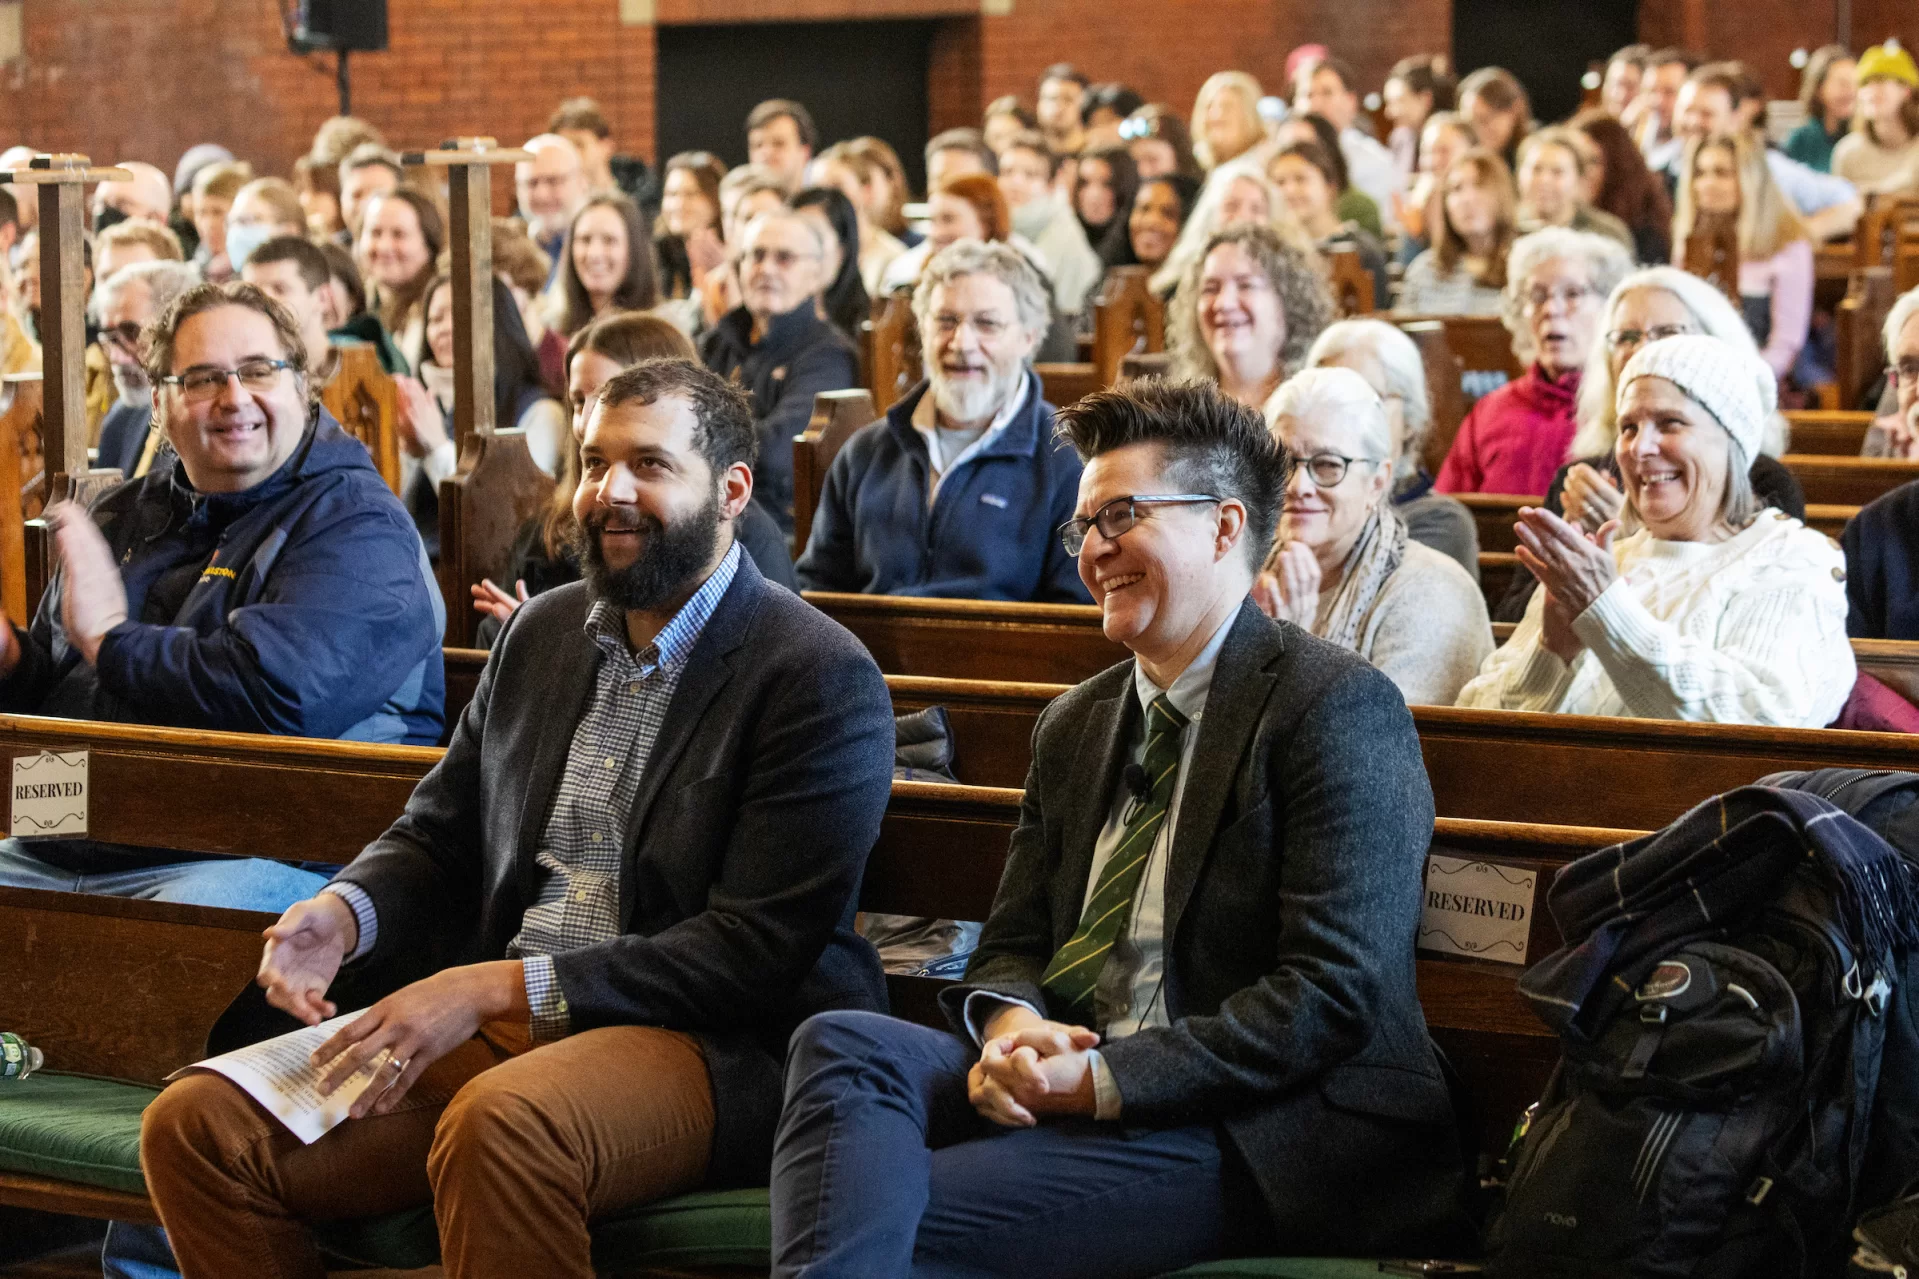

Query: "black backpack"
<box><xmin>1486</xmin><ymin>790</ymin><xmax>1915</xmax><ymax>1279</ymax></box>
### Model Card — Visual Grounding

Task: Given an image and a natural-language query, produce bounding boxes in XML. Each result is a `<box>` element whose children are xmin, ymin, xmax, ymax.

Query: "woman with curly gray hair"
<box><xmin>1434</xmin><ymin>226</ymin><xmax>1630</xmax><ymax>495</ymax></box>
<box><xmin>1168</xmin><ymin>223</ymin><xmax>1333</xmax><ymax>410</ymax></box>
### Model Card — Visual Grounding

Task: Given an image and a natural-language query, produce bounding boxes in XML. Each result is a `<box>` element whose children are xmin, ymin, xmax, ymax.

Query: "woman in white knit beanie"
<box><xmin>1458</xmin><ymin>333</ymin><xmax>1856</xmax><ymax>726</ymax></box>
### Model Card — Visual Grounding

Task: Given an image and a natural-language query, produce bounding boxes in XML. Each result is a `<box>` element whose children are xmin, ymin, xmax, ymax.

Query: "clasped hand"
<box><xmin>968</xmin><ymin>1009</ymin><xmax>1100</xmax><ymax>1128</ymax></box>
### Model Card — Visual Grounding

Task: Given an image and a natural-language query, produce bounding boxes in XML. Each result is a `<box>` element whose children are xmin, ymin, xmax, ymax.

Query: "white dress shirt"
<box><xmin>965</xmin><ymin>609</ymin><xmax>1238</xmax><ymax>1117</ymax></box>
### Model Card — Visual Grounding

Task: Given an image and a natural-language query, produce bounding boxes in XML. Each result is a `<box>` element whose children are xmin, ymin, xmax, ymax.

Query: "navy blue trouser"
<box><xmin>770</xmin><ymin>1010</ymin><xmax>1251</xmax><ymax>1279</ymax></box>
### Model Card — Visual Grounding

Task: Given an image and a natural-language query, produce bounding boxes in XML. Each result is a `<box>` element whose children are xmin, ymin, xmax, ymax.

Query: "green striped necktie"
<box><xmin>1040</xmin><ymin>693</ymin><xmax>1189</xmax><ymax>1019</ymax></box>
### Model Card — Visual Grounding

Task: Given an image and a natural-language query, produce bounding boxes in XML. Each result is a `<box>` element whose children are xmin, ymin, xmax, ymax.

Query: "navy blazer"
<box><xmin>699</xmin><ymin>303</ymin><xmax>860</xmax><ymax>533</ymax></box>
<box><xmin>945</xmin><ymin>600</ymin><xmax>1473</xmax><ymax>1255</ymax></box>
<box><xmin>327</xmin><ymin>553</ymin><xmax>895</xmax><ymax>1186</ymax></box>
<box><xmin>794</xmin><ymin>375</ymin><xmax>1092</xmax><ymax>603</ymax></box>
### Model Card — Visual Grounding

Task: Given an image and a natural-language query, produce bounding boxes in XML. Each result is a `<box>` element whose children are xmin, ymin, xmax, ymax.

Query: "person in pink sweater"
<box><xmin>1436</xmin><ymin>227</ymin><xmax>1632</xmax><ymax>495</ymax></box>
<box><xmin>1673</xmin><ymin>132</ymin><xmax>1817</xmax><ymax>383</ymax></box>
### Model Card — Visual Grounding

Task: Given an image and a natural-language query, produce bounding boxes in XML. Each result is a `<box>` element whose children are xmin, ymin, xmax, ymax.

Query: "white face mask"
<box><xmin>223</xmin><ymin>222</ymin><xmax>275</xmax><ymax>271</ymax></box>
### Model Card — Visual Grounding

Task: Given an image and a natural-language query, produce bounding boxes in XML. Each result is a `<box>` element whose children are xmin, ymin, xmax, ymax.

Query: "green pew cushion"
<box><xmin>315</xmin><ymin>1189</ymin><xmax>776</xmax><ymax>1271</ymax></box>
<box><xmin>0</xmin><ymin>1073</ymin><xmax>156</xmax><ymax>1197</ymax></box>
<box><xmin>0</xmin><ymin>1081</ymin><xmax>1432</xmax><ymax>1279</ymax></box>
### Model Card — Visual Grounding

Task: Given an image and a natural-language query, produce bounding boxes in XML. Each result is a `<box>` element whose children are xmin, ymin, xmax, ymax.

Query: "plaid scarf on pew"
<box><xmin>1521</xmin><ymin>787</ymin><xmax>1919</xmax><ymax>1042</ymax></box>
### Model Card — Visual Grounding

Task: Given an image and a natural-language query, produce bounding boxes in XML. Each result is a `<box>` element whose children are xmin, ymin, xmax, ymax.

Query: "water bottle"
<box><xmin>1</xmin><ymin>1032</ymin><xmax>43</xmax><ymax>1081</ymax></box>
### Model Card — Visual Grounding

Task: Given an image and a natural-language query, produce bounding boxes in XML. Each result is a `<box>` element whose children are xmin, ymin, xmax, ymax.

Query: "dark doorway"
<box><xmin>1453</xmin><ymin>0</ymin><xmax>1638</xmax><ymax>124</ymax></box>
<box><xmin>656</xmin><ymin>20</ymin><xmax>937</xmax><ymax>193</ymax></box>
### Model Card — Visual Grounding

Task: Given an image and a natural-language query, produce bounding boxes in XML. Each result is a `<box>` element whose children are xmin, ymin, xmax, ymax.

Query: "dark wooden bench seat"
<box><xmin>0</xmin><ymin>714</ymin><xmax>1622</xmax><ymax>1274</ymax></box>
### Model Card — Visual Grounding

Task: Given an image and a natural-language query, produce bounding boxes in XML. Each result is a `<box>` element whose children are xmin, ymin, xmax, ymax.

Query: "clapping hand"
<box><xmin>1249</xmin><ymin>541</ymin><xmax>1321</xmax><ymax>628</ymax></box>
<box><xmin>1562</xmin><ymin>463</ymin><xmax>1624</xmax><ymax>532</ymax></box>
<box><xmin>470</xmin><ymin>578</ymin><xmax>528</xmax><ymax>625</ymax></box>
<box><xmin>393</xmin><ymin>376</ymin><xmax>450</xmax><ymax>459</ymax></box>
<box><xmin>47</xmin><ymin>501</ymin><xmax>129</xmax><ymax>665</ymax></box>
<box><xmin>1515</xmin><ymin>507</ymin><xmax>1620</xmax><ymax>663</ymax></box>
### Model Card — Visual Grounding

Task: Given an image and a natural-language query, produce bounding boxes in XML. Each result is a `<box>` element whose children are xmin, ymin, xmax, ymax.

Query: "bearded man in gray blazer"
<box><xmin>142</xmin><ymin>359</ymin><xmax>896</xmax><ymax>1279</ymax></box>
<box><xmin>769</xmin><ymin>379</ymin><xmax>1472</xmax><ymax>1277</ymax></box>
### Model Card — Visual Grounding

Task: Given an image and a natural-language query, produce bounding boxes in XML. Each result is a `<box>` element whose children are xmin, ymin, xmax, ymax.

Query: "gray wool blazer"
<box><xmin>301</xmin><ymin>553</ymin><xmax>895</xmax><ymax>1187</ymax></box>
<box><xmin>942</xmin><ymin>598</ymin><xmax>1474</xmax><ymax>1256</ymax></box>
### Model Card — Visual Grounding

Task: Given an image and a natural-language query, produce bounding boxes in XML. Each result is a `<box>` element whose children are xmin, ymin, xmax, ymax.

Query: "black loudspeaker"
<box><xmin>291</xmin><ymin>0</ymin><xmax>388</xmax><ymax>53</ymax></box>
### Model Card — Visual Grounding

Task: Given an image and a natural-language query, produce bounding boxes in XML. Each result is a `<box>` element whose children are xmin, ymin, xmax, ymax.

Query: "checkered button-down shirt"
<box><xmin>511</xmin><ymin>542</ymin><xmax>742</xmax><ymax>1040</ymax></box>
<box><xmin>323</xmin><ymin>542</ymin><xmax>742</xmax><ymax>1043</ymax></box>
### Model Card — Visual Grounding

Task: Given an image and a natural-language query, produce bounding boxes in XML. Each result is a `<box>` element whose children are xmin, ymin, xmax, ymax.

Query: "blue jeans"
<box><xmin>0</xmin><ymin>839</ymin><xmax>328</xmax><ymax>911</ymax></box>
<box><xmin>2</xmin><ymin>840</ymin><xmax>325</xmax><ymax>1279</ymax></box>
<box><xmin>770</xmin><ymin>1010</ymin><xmax>1239</xmax><ymax>1279</ymax></box>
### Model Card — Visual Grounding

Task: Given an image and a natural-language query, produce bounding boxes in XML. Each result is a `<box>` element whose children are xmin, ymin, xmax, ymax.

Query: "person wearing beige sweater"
<box><xmin>1254</xmin><ymin>366</ymin><xmax>1492</xmax><ymax>704</ymax></box>
<box><xmin>1458</xmin><ymin>334</ymin><xmax>1855</xmax><ymax>726</ymax></box>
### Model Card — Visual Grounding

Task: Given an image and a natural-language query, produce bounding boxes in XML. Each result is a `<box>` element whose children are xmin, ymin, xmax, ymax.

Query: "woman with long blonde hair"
<box><xmin>1672</xmin><ymin>131</ymin><xmax>1815</xmax><ymax>381</ymax></box>
<box><xmin>1190</xmin><ymin>71</ymin><xmax>1269</xmax><ymax>172</ymax></box>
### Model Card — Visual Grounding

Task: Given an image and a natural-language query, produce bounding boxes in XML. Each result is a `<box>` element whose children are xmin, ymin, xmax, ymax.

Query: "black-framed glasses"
<box><xmin>157</xmin><ymin>359</ymin><xmax>294</xmax><ymax>403</ymax></box>
<box><xmin>1058</xmin><ymin>494</ymin><xmax>1219</xmax><ymax>556</ymax></box>
<box><xmin>1606</xmin><ymin>323</ymin><xmax>1693</xmax><ymax>352</ymax></box>
<box><xmin>1889</xmin><ymin>359</ymin><xmax>1919</xmax><ymax>387</ymax></box>
<box><xmin>1296</xmin><ymin>451</ymin><xmax>1378</xmax><ymax>488</ymax></box>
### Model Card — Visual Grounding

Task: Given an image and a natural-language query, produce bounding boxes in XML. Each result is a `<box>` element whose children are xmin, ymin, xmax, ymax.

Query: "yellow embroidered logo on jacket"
<box><xmin>200</xmin><ymin>566</ymin><xmax>236</xmax><ymax>581</ymax></box>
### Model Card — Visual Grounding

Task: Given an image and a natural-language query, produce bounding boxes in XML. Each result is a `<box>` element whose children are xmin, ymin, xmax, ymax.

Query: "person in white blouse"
<box><xmin>1458</xmin><ymin>333</ymin><xmax>1855</xmax><ymax>726</ymax></box>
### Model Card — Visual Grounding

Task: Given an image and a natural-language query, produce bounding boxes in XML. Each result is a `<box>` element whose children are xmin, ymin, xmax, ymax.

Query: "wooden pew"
<box><xmin>317</xmin><ymin>342</ymin><xmax>403</xmax><ymax>495</ymax></box>
<box><xmin>788</xmin><ymin>389</ymin><xmax>876</xmax><ymax>554</ymax></box>
<box><xmin>0</xmin><ymin>711</ymin><xmax>1632</xmax><ymax>1224</ymax></box>
<box><xmin>1787</xmin><ymin>409</ymin><xmax>1876</xmax><ymax>455</ymax></box>
<box><xmin>805</xmin><ymin>590</ymin><xmax>1128</xmax><ymax>684</ymax></box>
<box><xmin>422</xmin><ymin>140</ymin><xmax>553</xmax><ymax>648</ymax></box>
<box><xmin>1478</xmin><ymin>551</ymin><xmax>1520</xmax><ymax>614</ymax></box>
<box><xmin>860</xmin><ymin>288</ymin><xmax>918</xmax><ymax>412</ymax></box>
<box><xmin>1835</xmin><ymin>267</ymin><xmax>1897</xmax><ymax>411</ymax></box>
<box><xmin>1327</xmin><ymin>248</ymin><xmax>1375</xmax><ymax>317</ymax></box>
<box><xmin>1463</xmin><ymin>494</ymin><xmax>1855</xmax><ymax>557</ymax></box>
<box><xmin>441</xmin><ymin>645</ymin><xmax>1051</xmax><ymax>789</ymax></box>
<box><xmin>0</xmin><ymin>374</ymin><xmax>39</xmax><ymax>623</ymax></box>
<box><xmin>1680</xmin><ymin>216</ymin><xmax>1741</xmax><ymax>306</ymax></box>
<box><xmin>1781</xmin><ymin>454</ymin><xmax>1919</xmax><ymax>507</ymax></box>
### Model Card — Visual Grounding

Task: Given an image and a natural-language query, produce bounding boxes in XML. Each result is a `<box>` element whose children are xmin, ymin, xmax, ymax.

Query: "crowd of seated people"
<box><xmin>9</xmin><ymin>29</ymin><xmax>1919</xmax><ymax>1279</ymax></box>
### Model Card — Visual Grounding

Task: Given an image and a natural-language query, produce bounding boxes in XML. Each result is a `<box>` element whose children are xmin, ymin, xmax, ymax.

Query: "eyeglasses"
<box><xmin>1058</xmin><ymin>494</ymin><xmax>1219</xmax><ymax>556</ymax></box>
<box><xmin>744</xmin><ymin>246</ymin><xmax>820</xmax><ymax>268</ymax></box>
<box><xmin>101</xmin><ymin>321</ymin><xmax>143</xmax><ymax>350</ymax></box>
<box><xmin>1606</xmin><ymin>323</ymin><xmax>1693</xmax><ymax>351</ymax></box>
<box><xmin>1291</xmin><ymin>451</ymin><xmax>1380</xmax><ymax>488</ymax></box>
<box><xmin>930</xmin><ymin>313</ymin><xmax>1014</xmax><ymax>340</ymax></box>
<box><xmin>1524</xmin><ymin>283</ymin><xmax>1596</xmax><ymax>311</ymax></box>
<box><xmin>158</xmin><ymin>359</ymin><xmax>294</xmax><ymax>403</ymax></box>
<box><xmin>1888</xmin><ymin>359</ymin><xmax>1919</xmax><ymax>387</ymax></box>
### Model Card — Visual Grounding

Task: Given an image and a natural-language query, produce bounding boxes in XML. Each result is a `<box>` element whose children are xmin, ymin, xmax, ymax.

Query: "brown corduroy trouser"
<box><xmin>139</xmin><ymin>1021</ymin><xmax>715</xmax><ymax>1279</ymax></box>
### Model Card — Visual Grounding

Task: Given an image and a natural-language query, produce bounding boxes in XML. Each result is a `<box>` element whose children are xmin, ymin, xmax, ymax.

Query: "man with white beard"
<box><xmin>92</xmin><ymin>259</ymin><xmax>199</xmax><ymax>476</ymax></box>
<box><xmin>797</xmin><ymin>240</ymin><xmax>1090</xmax><ymax>602</ymax></box>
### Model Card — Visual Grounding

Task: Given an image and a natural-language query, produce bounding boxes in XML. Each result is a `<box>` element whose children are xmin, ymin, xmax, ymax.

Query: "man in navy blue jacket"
<box><xmin>1843</xmin><ymin>287</ymin><xmax>1919</xmax><ymax>639</ymax></box>
<box><xmin>795</xmin><ymin>241</ymin><xmax>1090</xmax><ymax>603</ymax></box>
<box><xmin>699</xmin><ymin>209</ymin><xmax>859</xmax><ymax>534</ymax></box>
<box><xmin>0</xmin><ymin>281</ymin><xmax>445</xmax><ymax>913</ymax></box>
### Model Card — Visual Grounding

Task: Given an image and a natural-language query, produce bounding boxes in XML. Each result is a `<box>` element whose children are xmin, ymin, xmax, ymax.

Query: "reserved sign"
<box><xmin>1419</xmin><ymin>854</ymin><xmax>1536</xmax><ymax>966</ymax></box>
<box><xmin>11</xmin><ymin>750</ymin><xmax>88</xmax><ymax>839</ymax></box>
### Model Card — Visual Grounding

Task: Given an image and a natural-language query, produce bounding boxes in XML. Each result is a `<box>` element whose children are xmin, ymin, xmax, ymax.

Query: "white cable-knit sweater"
<box><xmin>1457</xmin><ymin>511</ymin><xmax>1856</xmax><ymax>727</ymax></box>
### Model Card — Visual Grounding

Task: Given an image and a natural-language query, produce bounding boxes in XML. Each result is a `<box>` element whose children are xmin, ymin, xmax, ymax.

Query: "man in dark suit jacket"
<box><xmin>141</xmin><ymin>359</ymin><xmax>896</xmax><ymax>1279</ymax></box>
<box><xmin>769</xmin><ymin>380</ymin><xmax>1471</xmax><ymax>1277</ymax></box>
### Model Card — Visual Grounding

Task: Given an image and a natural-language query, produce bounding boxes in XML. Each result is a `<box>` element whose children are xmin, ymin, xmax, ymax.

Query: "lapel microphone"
<box><xmin>1123</xmin><ymin>763</ymin><xmax>1151</xmax><ymax>804</ymax></box>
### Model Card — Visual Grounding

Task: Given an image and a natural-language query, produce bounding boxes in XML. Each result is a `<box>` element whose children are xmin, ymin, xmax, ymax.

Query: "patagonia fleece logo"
<box><xmin>978</xmin><ymin>494</ymin><xmax>1009</xmax><ymax>509</ymax></box>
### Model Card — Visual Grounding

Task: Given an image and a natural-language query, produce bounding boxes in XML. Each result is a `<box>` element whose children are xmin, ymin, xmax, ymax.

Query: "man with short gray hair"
<box><xmin>92</xmin><ymin>257</ymin><xmax>200</xmax><ymax>476</ymax></box>
<box><xmin>797</xmin><ymin>240</ymin><xmax>1088</xmax><ymax>601</ymax></box>
<box><xmin>515</xmin><ymin>133</ymin><xmax>589</xmax><ymax>281</ymax></box>
<box><xmin>699</xmin><ymin>209</ymin><xmax>858</xmax><ymax>531</ymax></box>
